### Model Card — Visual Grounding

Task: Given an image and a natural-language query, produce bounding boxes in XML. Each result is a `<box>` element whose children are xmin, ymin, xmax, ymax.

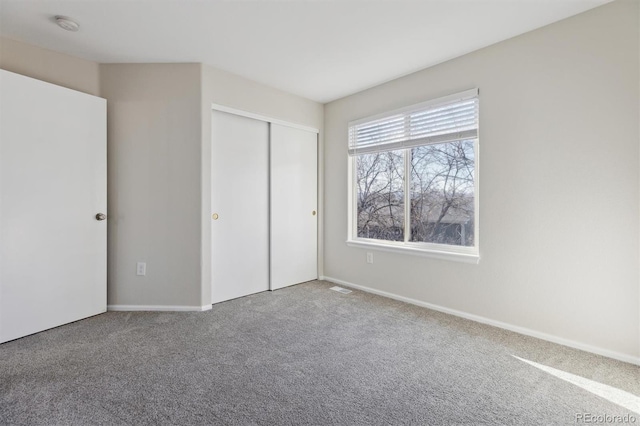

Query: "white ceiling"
<box><xmin>0</xmin><ymin>0</ymin><xmax>612</xmax><ymax>103</ymax></box>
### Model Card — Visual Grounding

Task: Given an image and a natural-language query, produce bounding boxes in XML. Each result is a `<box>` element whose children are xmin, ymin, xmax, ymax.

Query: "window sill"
<box><xmin>346</xmin><ymin>239</ymin><xmax>480</xmax><ymax>264</ymax></box>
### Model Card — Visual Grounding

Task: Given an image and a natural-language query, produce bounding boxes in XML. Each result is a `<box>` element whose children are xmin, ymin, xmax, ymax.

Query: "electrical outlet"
<box><xmin>366</xmin><ymin>252</ymin><xmax>373</xmax><ymax>264</ymax></box>
<box><xmin>136</xmin><ymin>262</ymin><xmax>146</xmax><ymax>276</ymax></box>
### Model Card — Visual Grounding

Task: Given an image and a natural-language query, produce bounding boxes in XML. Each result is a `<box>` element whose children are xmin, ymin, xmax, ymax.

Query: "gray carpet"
<box><xmin>1</xmin><ymin>280</ymin><xmax>638</xmax><ymax>425</ymax></box>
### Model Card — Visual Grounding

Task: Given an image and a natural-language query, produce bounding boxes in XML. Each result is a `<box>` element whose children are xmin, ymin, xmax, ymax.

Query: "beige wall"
<box><xmin>0</xmin><ymin>37</ymin><xmax>323</xmax><ymax>309</ymax></box>
<box><xmin>100</xmin><ymin>63</ymin><xmax>323</xmax><ymax>308</ymax></box>
<box><xmin>200</xmin><ymin>65</ymin><xmax>324</xmax><ymax>305</ymax></box>
<box><xmin>0</xmin><ymin>37</ymin><xmax>100</xmax><ymax>96</ymax></box>
<box><xmin>100</xmin><ymin>64</ymin><xmax>204</xmax><ymax>308</ymax></box>
<box><xmin>1</xmin><ymin>37</ymin><xmax>205</xmax><ymax>308</ymax></box>
<box><xmin>323</xmin><ymin>0</ymin><xmax>640</xmax><ymax>362</ymax></box>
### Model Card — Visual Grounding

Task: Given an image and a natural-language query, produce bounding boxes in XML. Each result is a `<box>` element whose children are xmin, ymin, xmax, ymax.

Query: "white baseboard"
<box><xmin>319</xmin><ymin>275</ymin><xmax>640</xmax><ymax>366</ymax></box>
<box><xmin>108</xmin><ymin>304</ymin><xmax>212</xmax><ymax>312</ymax></box>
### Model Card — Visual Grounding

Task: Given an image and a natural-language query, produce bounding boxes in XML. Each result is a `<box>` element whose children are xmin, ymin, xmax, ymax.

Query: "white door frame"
<box><xmin>211</xmin><ymin>104</ymin><xmax>319</xmax><ymax>134</ymax></box>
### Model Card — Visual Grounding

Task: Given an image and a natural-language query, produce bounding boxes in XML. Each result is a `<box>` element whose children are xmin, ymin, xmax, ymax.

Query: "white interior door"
<box><xmin>0</xmin><ymin>70</ymin><xmax>107</xmax><ymax>343</ymax></box>
<box><xmin>270</xmin><ymin>124</ymin><xmax>318</xmax><ymax>290</ymax></box>
<box><xmin>211</xmin><ymin>111</ymin><xmax>269</xmax><ymax>303</ymax></box>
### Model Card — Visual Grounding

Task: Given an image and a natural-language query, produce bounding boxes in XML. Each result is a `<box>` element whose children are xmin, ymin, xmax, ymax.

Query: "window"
<box><xmin>347</xmin><ymin>89</ymin><xmax>479</xmax><ymax>263</ymax></box>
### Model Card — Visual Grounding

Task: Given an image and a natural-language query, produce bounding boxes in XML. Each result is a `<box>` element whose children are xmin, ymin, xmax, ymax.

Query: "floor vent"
<box><xmin>330</xmin><ymin>286</ymin><xmax>352</xmax><ymax>294</ymax></box>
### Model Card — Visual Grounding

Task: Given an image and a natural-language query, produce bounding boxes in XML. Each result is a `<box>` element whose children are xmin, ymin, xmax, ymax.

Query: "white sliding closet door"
<box><xmin>211</xmin><ymin>111</ymin><xmax>269</xmax><ymax>303</ymax></box>
<box><xmin>0</xmin><ymin>70</ymin><xmax>106</xmax><ymax>343</ymax></box>
<box><xmin>270</xmin><ymin>124</ymin><xmax>318</xmax><ymax>290</ymax></box>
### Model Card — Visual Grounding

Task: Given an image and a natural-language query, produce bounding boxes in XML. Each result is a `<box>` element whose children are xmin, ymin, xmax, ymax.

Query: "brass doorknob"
<box><xmin>312</xmin><ymin>211</ymin><xmax>316</xmax><ymax>216</ymax></box>
<box><xmin>212</xmin><ymin>213</ymin><xmax>219</xmax><ymax>220</ymax></box>
<box><xmin>96</xmin><ymin>213</ymin><xmax>107</xmax><ymax>221</ymax></box>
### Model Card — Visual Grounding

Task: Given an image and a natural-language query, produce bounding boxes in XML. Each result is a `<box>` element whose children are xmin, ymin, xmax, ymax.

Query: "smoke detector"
<box><xmin>55</xmin><ymin>16</ymin><xmax>79</xmax><ymax>32</ymax></box>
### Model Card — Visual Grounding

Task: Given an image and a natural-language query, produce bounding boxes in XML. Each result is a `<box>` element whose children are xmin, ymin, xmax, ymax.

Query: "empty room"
<box><xmin>0</xmin><ymin>0</ymin><xmax>638</xmax><ymax>424</ymax></box>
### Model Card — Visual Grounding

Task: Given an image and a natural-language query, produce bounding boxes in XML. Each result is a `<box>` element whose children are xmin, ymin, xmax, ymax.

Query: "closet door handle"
<box><xmin>212</xmin><ymin>213</ymin><xmax>219</xmax><ymax>220</ymax></box>
<box><xmin>96</xmin><ymin>213</ymin><xmax>107</xmax><ymax>221</ymax></box>
<box><xmin>312</xmin><ymin>211</ymin><xmax>316</xmax><ymax>216</ymax></box>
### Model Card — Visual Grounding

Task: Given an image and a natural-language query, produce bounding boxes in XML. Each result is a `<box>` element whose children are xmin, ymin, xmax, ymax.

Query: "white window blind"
<box><xmin>348</xmin><ymin>88</ymin><xmax>479</xmax><ymax>155</ymax></box>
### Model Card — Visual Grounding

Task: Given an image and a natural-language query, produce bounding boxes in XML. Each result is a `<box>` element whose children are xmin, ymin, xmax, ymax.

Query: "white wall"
<box><xmin>200</xmin><ymin>65</ymin><xmax>324</xmax><ymax>305</ymax></box>
<box><xmin>100</xmin><ymin>64</ymin><xmax>204</xmax><ymax>308</ymax></box>
<box><xmin>323</xmin><ymin>0</ymin><xmax>639</xmax><ymax>362</ymax></box>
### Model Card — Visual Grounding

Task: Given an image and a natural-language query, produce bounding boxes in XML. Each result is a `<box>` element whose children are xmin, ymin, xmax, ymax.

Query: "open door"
<box><xmin>0</xmin><ymin>70</ymin><xmax>107</xmax><ymax>343</ymax></box>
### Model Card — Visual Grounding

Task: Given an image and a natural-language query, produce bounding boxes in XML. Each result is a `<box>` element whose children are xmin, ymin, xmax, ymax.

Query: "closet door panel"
<box><xmin>270</xmin><ymin>124</ymin><xmax>318</xmax><ymax>290</ymax></box>
<box><xmin>211</xmin><ymin>111</ymin><xmax>269</xmax><ymax>303</ymax></box>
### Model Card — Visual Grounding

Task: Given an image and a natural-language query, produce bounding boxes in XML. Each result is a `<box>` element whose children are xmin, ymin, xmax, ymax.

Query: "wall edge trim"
<box><xmin>319</xmin><ymin>275</ymin><xmax>640</xmax><ymax>366</ymax></box>
<box><xmin>107</xmin><ymin>304</ymin><xmax>212</xmax><ymax>312</ymax></box>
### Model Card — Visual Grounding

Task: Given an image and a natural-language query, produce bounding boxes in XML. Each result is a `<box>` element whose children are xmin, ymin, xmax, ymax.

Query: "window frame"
<box><xmin>346</xmin><ymin>90</ymin><xmax>480</xmax><ymax>264</ymax></box>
